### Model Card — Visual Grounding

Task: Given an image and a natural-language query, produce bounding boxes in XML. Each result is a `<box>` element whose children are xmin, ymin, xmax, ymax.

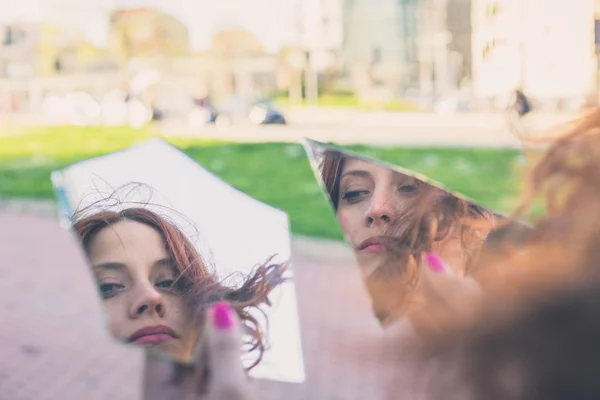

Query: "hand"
<box><xmin>406</xmin><ymin>253</ymin><xmax>483</xmax><ymax>338</ymax></box>
<box><xmin>143</xmin><ymin>302</ymin><xmax>251</xmax><ymax>400</ymax></box>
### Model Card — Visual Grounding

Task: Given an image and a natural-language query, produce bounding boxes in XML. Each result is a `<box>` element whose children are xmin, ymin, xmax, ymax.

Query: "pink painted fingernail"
<box><xmin>212</xmin><ymin>302</ymin><xmax>234</xmax><ymax>330</ymax></box>
<box><xmin>425</xmin><ymin>253</ymin><xmax>446</xmax><ymax>273</ymax></box>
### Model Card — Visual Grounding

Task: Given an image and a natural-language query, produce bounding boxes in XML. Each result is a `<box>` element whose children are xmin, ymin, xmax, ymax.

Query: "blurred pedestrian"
<box><xmin>393</xmin><ymin>107</ymin><xmax>600</xmax><ymax>399</ymax></box>
<box><xmin>512</xmin><ymin>87</ymin><xmax>532</xmax><ymax>118</ymax></box>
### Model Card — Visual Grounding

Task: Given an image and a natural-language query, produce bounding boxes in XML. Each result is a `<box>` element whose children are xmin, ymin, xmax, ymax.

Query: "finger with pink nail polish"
<box><xmin>206</xmin><ymin>301</ymin><xmax>247</xmax><ymax>398</ymax></box>
<box><xmin>425</xmin><ymin>252</ymin><xmax>447</xmax><ymax>273</ymax></box>
<box><xmin>212</xmin><ymin>302</ymin><xmax>236</xmax><ymax>331</ymax></box>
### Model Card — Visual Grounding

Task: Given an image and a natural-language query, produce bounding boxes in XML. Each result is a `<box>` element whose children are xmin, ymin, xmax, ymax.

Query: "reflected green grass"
<box><xmin>0</xmin><ymin>126</ymin><xmax>525</xmax><ymax>239</ymax></box>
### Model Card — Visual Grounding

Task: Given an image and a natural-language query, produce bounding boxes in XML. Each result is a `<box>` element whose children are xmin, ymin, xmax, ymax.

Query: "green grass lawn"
<box><xmin>0</xmin><ymin>126</ymin><xmax>526</xmax><ymax>239</ymax></box>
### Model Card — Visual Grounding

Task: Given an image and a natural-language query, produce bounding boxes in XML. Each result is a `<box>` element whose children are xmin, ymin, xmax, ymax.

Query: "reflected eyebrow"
<box><xmin>92</xmin><ymin>262</ymin><xmax>126</xmax><ymax>271</ymax></box>
<box><xmin>92</xmin><ymin>259</ymin><xmax>173</xmax><ymax>272</ymax></box>
<box><xmin>340</xmin><ymin>169</ymin><xmax>372</xmax><ymax>180</ymax></box>
<box><xmin>396</xmin><ymin>174</ymin><xmax>420</xmax><ymax>185</ymax></box>
<box><xmin>154</xmin><ymin>258</ymin><xmax>174</xmax><ymax>268</ymax></box>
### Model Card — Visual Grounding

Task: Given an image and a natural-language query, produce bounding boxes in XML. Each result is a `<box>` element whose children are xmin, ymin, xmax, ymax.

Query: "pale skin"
<box><xmin>87</xmin><ymin>220</ymin><xmax>197</xmax><ymax>360</ymax></box>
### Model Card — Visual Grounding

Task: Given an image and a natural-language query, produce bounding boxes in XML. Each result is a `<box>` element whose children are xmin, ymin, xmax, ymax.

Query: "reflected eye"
<box><xmin>156</xmin><ymin>280</ymin><xmax>177</xmax><ymax>291</ymax></box>
<box><xmin>156</xmin><ymin>279</ymin><xmax>174</xmax><ymax>288</ymax></box>
<box><xmin>399</xmin><ymin>184</ymin><xmax>418</xmax><ymax>193</ymax></box>
<box><xmin>342</xmin><ymin>190</ymin><xmax>369</xmax><ymax>203</ymax></box>
<box><xmin>98</xmin><ymin>283</ymin><xmax>124</xmax><ymax>299</ymax></box>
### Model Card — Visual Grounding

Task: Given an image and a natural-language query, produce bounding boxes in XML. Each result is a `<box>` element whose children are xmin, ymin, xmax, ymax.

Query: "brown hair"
<box><xmin>410</xmin><ymin>108</ymin><xmax>600</xmax><ymax>399</ymax></box>
<box><xmin>318</xmin><ymin>149</ymin><xmax>494</xmax><ymax>273</ymax></box>
<box><xmin>471</xmin><ymin>109</ymin><xmax>600</xmax><ymax>301</ymax></box>
<box><xmin>73</xmin><ymin>207</ymin><xmax>286</xmax><ymax>369</ymax></box>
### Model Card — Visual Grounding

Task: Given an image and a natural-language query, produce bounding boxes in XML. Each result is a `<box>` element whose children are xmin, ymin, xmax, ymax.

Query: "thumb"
<box><xmin>205</xmin><ymin>302</ymin><xmax>249</xmax><ymax>400</ymax></box>
<box><xmin>143</xmin><ymin>351</ymin><xmax>195</xmax><ymax>400</ymax></box>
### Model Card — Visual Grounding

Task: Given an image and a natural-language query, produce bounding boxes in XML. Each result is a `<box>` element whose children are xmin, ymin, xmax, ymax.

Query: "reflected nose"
<box><xmin>366</xmin><ymin>189</ymin><xmax>397</xmax><ymax>225</ymax></box>
<box><xmin>130</xmin><ymin>285</ymin><xmax>166</xmax><ymax>319</ymax></box>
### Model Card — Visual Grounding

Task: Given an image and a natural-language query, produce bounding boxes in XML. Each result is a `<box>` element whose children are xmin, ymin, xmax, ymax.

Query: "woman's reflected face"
<box><xmin>336</xmin><ymin>157</ymin><xmax>422</xmax><ymax>276</ymax></box>
<box><xmin>335</xmin><ymin>157</ymin><xmax>493</xmax><ymax>278</ymax></box>
<box><xmin>87</xmin><ymin>220</ymin><xmax>195</xmax><ymax>359</ymax></box>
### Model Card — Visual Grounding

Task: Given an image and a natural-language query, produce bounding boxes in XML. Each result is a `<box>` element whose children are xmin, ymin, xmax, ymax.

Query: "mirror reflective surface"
<box><xmin>304</xmin><ymin>138</ymin><xmax>531</xmax><ymax>327</ymax></box>
<box><xmin>50</xmin><ymin>138</ymin><xmax>305</xmax><ymax>383</ymax></box>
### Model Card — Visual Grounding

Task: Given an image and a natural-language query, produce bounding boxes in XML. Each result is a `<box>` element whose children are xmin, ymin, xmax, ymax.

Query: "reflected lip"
<box><xmin>127</xmin><ymin>325</ymin><xmax>179</xmax><ymax>344</ymax></box>
<box><xmin>357</xmin><ymin>236</ymin><xmax>391</xmax><ymax>252</ymax></box>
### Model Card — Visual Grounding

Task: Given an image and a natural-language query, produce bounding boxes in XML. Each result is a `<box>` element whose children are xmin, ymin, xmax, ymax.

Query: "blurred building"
<box><xmin>446</xmin><ymin>0</ymin><xmax>473</xmax><ymax>83</ymax></box>
<box><xmin>0</xmin><ymin>23</ymin><xmax>40</xmax><ymax>79</ymax></box>
<box><xmin>40</xmin><ymin>26</ymin><xmax>114</xmax><ymax>76</ymax></box>
<box><xmin>341</xmin><ymin>0</ymin><xmax>420</xmax><ymax>100</ymax></box>
<box><xmin>0</xmin><ymin>6</ymin><xmax>284</xmax><ymax>116</ymax></box>
<box><xmin>0</xmin><ymin>22</ymin><xmax>113</xmax><ymax>113</ymax></box>
<box><xmin>167</xmin><ymin>29</ymin><xmax>279</xmax><ymax>100</ymax></box>
<box><xmin>339</xmin><ymin>0</ymin><xmax>473</xmax><ymax>102</ymax></box>
<box><xmin>0</xmin><ymin>23</ymin><xmax>39</xmax><ymax>112</ymax></box>
<box><xmin>414</xmin><ymin>0</ymin><xmax>471</xmax><ymax>101</ymax></box>
<box><xmin>416</xmin><ymin>0</ymin><xmax>447</xmax><ymax>98</ymax></box>
<box><xmin>0</xmin><ymin>22</ymin><xmax>112</xmax><ymax>78</ymax></box>
<box><xmin>472</xmin><ymin>0</ymin><xmax>596</xmax><ymax>109</ymax></box>
<box><xmin>297</xmin><ymin>0</ymin><xmax>344</xmax><ymax>102</ymax></box>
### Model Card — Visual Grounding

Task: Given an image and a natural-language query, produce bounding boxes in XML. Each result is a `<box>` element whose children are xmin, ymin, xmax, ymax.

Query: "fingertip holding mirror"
<box><xmin>50</xmin><ymin>138</ymin><xmax>305</xmax><ymax>383</ymax></box>
<box><xmin>303</xmin><ymin>138</ymin><xmax>531</xmax><ymax>328</ymax></box>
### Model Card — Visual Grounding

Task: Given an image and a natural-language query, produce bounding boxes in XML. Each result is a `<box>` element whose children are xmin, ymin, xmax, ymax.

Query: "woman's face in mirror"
<box><xmin>87</xmin><ymin>220</ymin><xmax>196</xmax><ymax>359</ymax></box>
<box><xmin>335</xmin><ymin>157</ymin><xmax>490</xmax><ymax>278</ymax></box>
<box><xmin>336</xmin><ymin>157</ymin><xmax>425</xmax><ymax>274</ymax></box>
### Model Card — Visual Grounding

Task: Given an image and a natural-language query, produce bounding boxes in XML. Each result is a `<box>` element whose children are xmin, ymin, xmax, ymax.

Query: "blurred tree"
<box><xmin>109</xmin><ymin>8</ymin><xmax>190</xmax><ymax>68</ymax></box>
<box><xmin>210</xmin><ymin>29</ymin><xmax>266</xmax><ymax>59</ymax></box>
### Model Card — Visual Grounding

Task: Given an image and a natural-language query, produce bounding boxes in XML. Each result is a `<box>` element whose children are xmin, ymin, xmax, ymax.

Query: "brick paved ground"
<box><xmin>0</xmin><ymin>205</ymin><xmax>422</xmax><ymax>400</ymax></box>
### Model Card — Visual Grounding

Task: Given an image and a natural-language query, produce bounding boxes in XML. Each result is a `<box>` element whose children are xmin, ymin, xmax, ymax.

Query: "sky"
<box><xmin>0</xmin><ymin>0</ymin><xmax>301</xmax><ymax>52</ymax></box>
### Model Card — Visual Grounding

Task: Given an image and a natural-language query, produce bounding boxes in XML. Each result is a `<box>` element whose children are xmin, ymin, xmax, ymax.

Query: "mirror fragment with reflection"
<box><xmin>50</xmin><ymin>138</ymin><xmax>305</xmax><ymax>383</ymax></box>
<box><xmin>303</xmin><ymin>139</ymin><xmax>531</xmax><ymax>328</ymax></box>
